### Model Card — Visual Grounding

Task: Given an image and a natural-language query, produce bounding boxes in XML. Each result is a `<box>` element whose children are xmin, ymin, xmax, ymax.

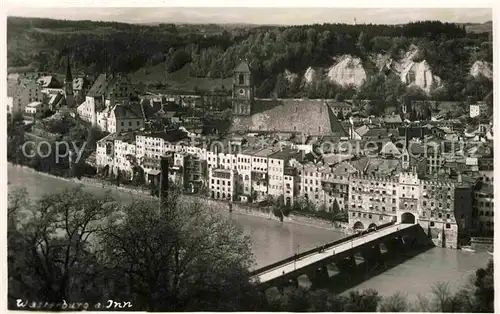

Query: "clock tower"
<box><xmin>232</xmin><ymin>61</ymin><xmax>253</xmax><ymax>116</ymax></box>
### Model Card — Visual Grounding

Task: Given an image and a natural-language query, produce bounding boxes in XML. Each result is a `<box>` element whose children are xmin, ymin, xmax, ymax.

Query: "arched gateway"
<box><xmin>400</xmin><ymin>212</ymin><xmax>416</xmax><ymax>224</ymax></box>
<box><xmin>353</xmin><ymin>221</ymin><xmax>365</xmax><ymax>230</ymax></box>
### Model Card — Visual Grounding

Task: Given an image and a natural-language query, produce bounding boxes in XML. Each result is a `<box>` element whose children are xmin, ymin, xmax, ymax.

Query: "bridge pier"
<box><xmin>384</xmin><ymin>236</ymin><xmax>405</xmax><ymax>256</ymax></box>
<box><xmin>277</xmin><ymin>284</ymin><xmax>285</xmax><ymax>294</ymax></box>
<box><xmin>335</xmin><ymin>255</ymin><xmax>357</xmax><ymax>273</ymax></box>
<box><xmin>361</xmin><ymin>244</ymin><xmax>383</xmax><ymax>271</ymax></box>
<box><xmin>307</xmin><ymin>265</ymin><xmax>329</xmax><ymax>289</ymax></box>
<box><xmin>274</xmin><ymin>274</ymin><xmax>300</xmax><ymax>294</ymax></box>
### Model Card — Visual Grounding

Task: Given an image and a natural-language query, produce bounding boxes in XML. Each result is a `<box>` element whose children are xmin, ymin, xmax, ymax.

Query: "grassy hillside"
<box><xmin>131</xmin><ymin>63</ymin><xmax>233</xmax><ymax>92</ymax></box>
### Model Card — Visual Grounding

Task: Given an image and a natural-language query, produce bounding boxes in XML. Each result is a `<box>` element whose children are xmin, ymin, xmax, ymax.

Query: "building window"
<box><xmin>445</xmin><ymin>223</ymin><xmax>451</xmax><ymax>229</ymax></box>
<box><xmin>430</xmin><ymin>222</ymin><xmax>435</xmax><ymax>227</ymax></box>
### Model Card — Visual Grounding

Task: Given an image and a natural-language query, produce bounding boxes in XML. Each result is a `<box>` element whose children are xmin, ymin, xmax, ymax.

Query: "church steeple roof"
<box><xmin>65</xmin><ymin>54</ymin><xmax>72</xmax><ymax>82</ymax></box>
<box><xmin>234</xmin><ymin>61</ymin><xmax>251</xmax><ymax>73</ymax></box>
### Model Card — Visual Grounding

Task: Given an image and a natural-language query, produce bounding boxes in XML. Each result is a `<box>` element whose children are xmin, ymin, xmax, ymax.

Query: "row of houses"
<box><xmin>94</xmin><ymin>127</ymin><xmax>493</xmax><ymax>248</ymax></box>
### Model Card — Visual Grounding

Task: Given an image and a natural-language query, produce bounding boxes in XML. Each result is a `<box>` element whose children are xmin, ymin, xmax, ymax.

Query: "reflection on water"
<box><xmin>8</xmin><ymin>164</ymin><xmax>490</xmax><ymax>299</ymax></box>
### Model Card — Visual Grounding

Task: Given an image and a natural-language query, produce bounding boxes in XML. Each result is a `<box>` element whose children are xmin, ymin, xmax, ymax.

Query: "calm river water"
<box><xmin>8</xmin><ymin>164</ymin><xmax>491</xmax><ymax>300</ymax></box>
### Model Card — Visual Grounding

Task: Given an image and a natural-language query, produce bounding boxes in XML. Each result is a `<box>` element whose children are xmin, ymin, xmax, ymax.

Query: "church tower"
<box><xmin>64</xmin><ymin>54</ymin><xmax>74</xmax><ymax>107</ymax></box>
<box><xmin>232</xmin><ymin>61</ymin><xmax>253</xmax><ymax>116</ymax></box>
<box><xmin>401</xmin><ymin>126</ymin><xmax>410</xmax><ymax>171</ymax></box>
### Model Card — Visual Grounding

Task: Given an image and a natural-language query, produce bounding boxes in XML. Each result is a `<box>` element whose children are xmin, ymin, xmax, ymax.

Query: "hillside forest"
<box><xmin>7</xmin><ymin>17</ymin><xmax>493</xmax><ymax>112</ymax></box>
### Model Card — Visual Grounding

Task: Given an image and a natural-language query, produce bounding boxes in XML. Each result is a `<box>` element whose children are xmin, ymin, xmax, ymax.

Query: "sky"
<box><xmin>6</xmin><ymin>7</ymin><xmax>493</xmax><ymax>25</ymax></box>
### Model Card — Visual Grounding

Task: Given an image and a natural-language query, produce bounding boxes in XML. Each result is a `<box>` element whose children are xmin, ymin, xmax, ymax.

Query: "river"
<box><xmin>8</xmin><ymin>164</ymin><xmax>491</xmax><ymax>300</ymax></box>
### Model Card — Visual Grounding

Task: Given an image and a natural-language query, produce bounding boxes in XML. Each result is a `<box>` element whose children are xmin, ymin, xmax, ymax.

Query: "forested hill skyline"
<box><xmin>7</xmin><ymin>7</ymin><xmax>491</xmax><ymax>25</ymax></box>
<box><xmin>7</xmin><ymin>16</ymin><xmax>493</xmax><ymax>105</ymax></box>
<box><xmin>6</xmin><ymin>15</ymin><xmax>493</xmax><ymax>28</ymax></box>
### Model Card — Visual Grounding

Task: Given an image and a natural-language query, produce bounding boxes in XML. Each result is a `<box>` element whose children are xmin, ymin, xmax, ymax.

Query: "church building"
<box><xmin>230</xmin><ymin>61</ymin><xmax>348</xmax><ymax>137</ymax></box>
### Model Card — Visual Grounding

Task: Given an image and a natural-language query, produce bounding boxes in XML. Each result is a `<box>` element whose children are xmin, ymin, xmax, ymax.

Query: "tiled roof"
<box><xmin>382</xmin><ymin>114</ymin><xmax>403</xmax><ymax>124</ymax></box>
<box><xmin>268</xmin><ymin>148</ymin><xmax>301</xmax><ymax>160</ymax></box>
<box><xmin>27</xmin><ymin>101</ymin><xmax>43</xmax><ymax>108</ymax></box>
<box><xmin>355</xmin><ymin>125</ymin><xmax>370</xmax><ymax>137</ymax></box>
<box><xmin>98</xmin><ymin>132</ymin><xmax>136</xmax><ymax>143</ymax></box>
<box><xmin>322</xmin><ymin>153</ymin><xmax>354</xmax><ymax>166</ymax></box>
<box><xmin>366</xmin><ymin>158</ymin><xmax>401</xmax><ymax>176</ymax></box>
<box><xmin>232</xmin><ymin>99</ymin><xmax>348</xmax><ymax>137</ymax></box>
<box><xmin>37</xmin><ymin>76</ymin><xmax>61</xmax><ymax>88</ymax></box>
<box><xmin>380</xmin><ymin>141</ymin><xmax>401</xmax><ymax>155</ymax></box>
<box><xmin>326</xmin><ymin>101</ymin><xmax>352</xmax><ymax>108</ymax></box>
<box><xmin>356</xmin><ymin>125</ymin><xmax>395</xmax><ymax>138</ymax></box>
<box><xmin>112</xmin><ymin>104</ymin><xmax>143</xmax><ymax>120</ymax></box>
<box><xmin>87</xmin><ymin>73</ymin><xmax>128</xmax><ymax>98</ymax></box>
<box><xmin>48</xmin><ymin>93</ymin><xmax>64</xmax><ymax>106</ymax></box>
<box><xmin>87</xmin><ymin>74</ymin><xmax>109</xmax><ymax>97</ymax></box>
<box><xmin>331</xmin><ymin>161</ymin><xmax>359</xmax><ymax>176</ymax></box>
<box><xmin>348</xmin><ymin>157</ymin><xmax>370</xmax><ymax>174</ymax></box>
<box><xmin>73</xmin><ymin>77</ymin><xmax>91</xmax><ymax>91</ymax></box>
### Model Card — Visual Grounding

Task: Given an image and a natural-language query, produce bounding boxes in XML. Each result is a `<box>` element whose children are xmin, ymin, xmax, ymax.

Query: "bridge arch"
<box><xmin>368</xmin><ymin>223</ymin><xmax>377</xmax><ymax>229</ymax></box>
<box><xmin>353</xmin><ymin>221</ymin><xmax>365</xmax><ymax>230</ymax></box>
<box><xmin>401</xmin><ymin>212</ymin><xmax>416</xmax><ymax>224</ymax></box>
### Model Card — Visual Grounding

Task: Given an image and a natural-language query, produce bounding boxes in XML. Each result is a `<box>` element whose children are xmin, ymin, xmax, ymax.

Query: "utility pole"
<box><xmin>159</xmin><ymin>172</ymin><xmax>163</xmax><ymax>210</ymax></box>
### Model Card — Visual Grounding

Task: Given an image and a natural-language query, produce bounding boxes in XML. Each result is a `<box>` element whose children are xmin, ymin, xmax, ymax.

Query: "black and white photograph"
<box><xmin>5</xmin><ymin>3</ymin><xmax>496</xmax><ymax>312</ymax></box>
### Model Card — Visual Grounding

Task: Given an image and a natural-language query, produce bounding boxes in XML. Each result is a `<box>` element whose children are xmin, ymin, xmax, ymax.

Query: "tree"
<box><xmin>472</xmin><ymin>259</ymin><xmax>494</xmax><ymax>312</ymax></box>
<box><xmin>101</xmin><ymin>189</ymin><xmax>260</xmax><ymax>311</ymax></box>
<box><xmin>8</xmin><ymin>187</ymin><xmax>119</xmax><ymax>306</ymax></box>
<box><xmin>11</xmin><ymin>110</ymin><xmax>24</xmax><ymax>123</ymax></box>
<box><xmin>379</xmin><ymin>292</ymin><xmax>411</xmax><ymax>312</ymax></box>
<box><xmin>331</xmin><ymin>198</ymin><xmax>341</xmax><ymax>215</ymax></box>
<box><xmin>356</xmin><ymin>31</ymin><xmax>367</xmax><ymax>54</ymax></box>
<box><xmin>307</xmin><ymin>289</ymin><xmax>344</xmax><ymax>311</ymax></box>
<box><xmin>343</xmin><ymin>289</ymin><xmax>381</xmax><ymax>312</ymax></box>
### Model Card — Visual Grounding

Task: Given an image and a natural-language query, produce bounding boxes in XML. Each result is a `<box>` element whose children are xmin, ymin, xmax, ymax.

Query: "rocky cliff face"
<box><xmin>327</xmin><ymin>55</ymin><xmax>367</xmax><ymax>87</ymax></box>
<box><xmin>375</xmin><ymin>44</ymin><xmax>442</xmax><ymax>94</ymax></box>
<box><xmin>395</xmin><ymin>45</ymin><xmax>441</xmax><ymax>93</ymax></box>
<box><xmin>400</xmin><ymin>59</ymin><xmax>442</xmax><ymax>94</ymax></box>
<box><xmin>470</xmin><ymin>60</ymin><xmax>493</xmax><ymax>80</ymax></box>
<box><xmin>284</xmin><ymin>69</ymin><xmax>298</xmax><ymax>83</ymax></box>
<box><xmin>303</xmin><ymin>66</ymin><xmax>317</xmax><ymax>85</ymax></box>
<box><xmin>300</xmin><ymin>45</ymin><xmax>444</xmax><ymax>93</ymax></box>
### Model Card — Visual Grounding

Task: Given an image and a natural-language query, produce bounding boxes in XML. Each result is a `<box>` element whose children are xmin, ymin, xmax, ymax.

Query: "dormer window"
<box><xmin>238</xmin><ymin>74</ymin><xmax>245</xmax><ymax>85</ymax></box>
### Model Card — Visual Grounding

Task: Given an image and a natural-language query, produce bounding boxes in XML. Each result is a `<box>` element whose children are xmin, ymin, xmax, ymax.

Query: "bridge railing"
<box><xmin>249</xmin><ymin>221</ymin><xmax>395</xmax><ymax>277</ymax></box>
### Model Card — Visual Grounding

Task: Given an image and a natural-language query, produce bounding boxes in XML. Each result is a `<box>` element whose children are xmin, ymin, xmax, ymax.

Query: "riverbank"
<box><xmin>9</xmin><ymin>163</ymin><xmax>491</xmax><ymax>299</ymax></box>
<box><xmin>8</xmin><ymin>163</ymin><xmax>346</xmax><ymax>232</ymax></box>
